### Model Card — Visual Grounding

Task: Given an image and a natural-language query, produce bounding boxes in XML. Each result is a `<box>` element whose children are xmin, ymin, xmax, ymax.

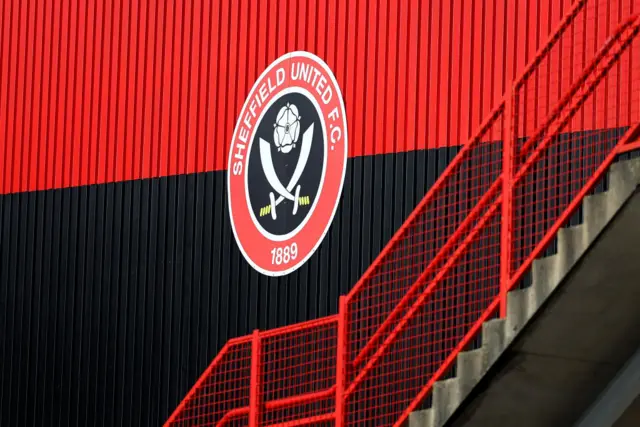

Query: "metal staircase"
<box><xmin>165</xmin><ymin>1</ymin><xmax>640</xmax><ymax>426</ymax></box>
<box><xmin>409</xmin><ymin>157</ymin><xmax>640</xmax><ymax>427</ymax></box>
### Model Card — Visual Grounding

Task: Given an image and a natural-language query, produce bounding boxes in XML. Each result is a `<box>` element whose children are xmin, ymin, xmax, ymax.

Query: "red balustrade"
<box><xmin>166</xmin><ymin>2</ymin><xmax>640</xmax><ymax>426</ymax></box>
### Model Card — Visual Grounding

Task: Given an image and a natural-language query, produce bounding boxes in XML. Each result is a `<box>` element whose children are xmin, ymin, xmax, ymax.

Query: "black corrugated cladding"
<box><xmin>0</xmin><ymin>147</ymin><xmax>460</xmax><ymax>426</ymax></box>
<box><xmin>5</xmin><ymin>0</ymin><xmax>635</xmax><ymax>425</ymax></box>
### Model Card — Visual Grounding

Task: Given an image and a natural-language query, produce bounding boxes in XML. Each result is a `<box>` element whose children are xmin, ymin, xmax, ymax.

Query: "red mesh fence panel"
<box><xmin>343</xmin><ymin>203</ymin><xmax>502</xmax><ymax>427</ymax></box>
<box><xmin>260</xmin><ymin>319</ymin><xmax>338</xmax><ymax>426</ymax></box>
<box><xmin>166</xmin><ymin>6</ymin><xmax>640</xmax><ymax>427</ymax></box>
<box><xmin>344</xmin><ymin>107</ymin><xmax>505</xmax><ymax>375</ymax></box>
<box><xmin>513</xmin><ymin>0</ymin><xmax>636</xmax><ymax>164</ymax></box>
<box><xmin>510</xmin><ymin>16</ymin><xmax>640</xmax><ymax>283</ymax></box>
<box><xmin>165</xmin><ymin>337</ymin><xmax>252</xmax><ymax>427</ymax></box>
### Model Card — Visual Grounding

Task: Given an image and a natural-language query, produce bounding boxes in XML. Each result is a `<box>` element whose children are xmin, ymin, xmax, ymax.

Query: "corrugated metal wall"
<box><xmin>0</xmin><ymin>0</ymin><xmax>592</xmax><ymax>195</ymax></box>
<box><xmin>2</xmin><ymin>1</ymin><xmax>640</xmax><ymax>426</ymax></box>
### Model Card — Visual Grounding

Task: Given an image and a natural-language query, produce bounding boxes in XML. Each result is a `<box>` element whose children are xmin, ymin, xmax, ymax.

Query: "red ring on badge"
<box><xmin>228</xmin><ymin>52</ymin><xmax>347</xmax><ymax>276</ymax></box>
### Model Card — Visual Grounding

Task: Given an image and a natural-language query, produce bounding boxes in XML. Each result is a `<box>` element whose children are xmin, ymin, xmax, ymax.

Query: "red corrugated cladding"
<box><xmin>2</xmin><ymin>0</ymin><xmax>635</xmax><ymax>194</ymax></box>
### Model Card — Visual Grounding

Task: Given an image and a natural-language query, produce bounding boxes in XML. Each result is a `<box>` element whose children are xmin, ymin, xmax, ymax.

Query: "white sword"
<box><xmin>259</xmin><ymin>123</ymin><xmax>314</xmax><ymax>219</ymax></box>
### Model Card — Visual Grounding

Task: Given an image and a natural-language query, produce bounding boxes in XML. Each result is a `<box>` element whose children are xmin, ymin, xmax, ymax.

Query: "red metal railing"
<box><xmin>165</xmin><ymin>317</ymin><xmax>338</xmax><ymax>427</ymax></box>
<box><xmin>165</xmin><ymin>336</ymin><xmax>253</xmax><ymax>426</ymax></box>
<box><xmin>342</xmin><ymin>0</ymin><xmax>590</xmax><ymax>375</ymax></box>
<box><xmin>166</xmin><ymin>2</ymin><xmax>640</xmax><ymax>426</ymax></box>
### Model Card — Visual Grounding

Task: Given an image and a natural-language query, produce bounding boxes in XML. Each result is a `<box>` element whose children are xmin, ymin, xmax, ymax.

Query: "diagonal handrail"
<box><xmin>164</xmin><ymin>317</ymin><xmax>339</xmax><ymax>427</ymax></box>
<box><xmin>343</xmin><ymin>0</ymin><xmax>589</xmax><ymax>372</ymax></box>
<box><xmin>166</xmin><ymin>3</ymin><xmax>640</xmax><ymax>426</ymax></box>
<box><xmin>337</xmin><ymin>13</ymin><xmax>640</xmax><ymax>427</ymax></box>
<box><xmin>343</xmin><ymin>0</ymin><xmax>587</xmax><ymax>306</ymax></box>
<box><xmin>348</xmin><ymin>104</ymin><xmax>506</xmax><ymax>369</ymax></box>
<box><xmin>164</xmin><ymin>335</ymin><xmax>253</xmax><ymax>426</ymax></box>
<box><xmin>507</xmin><ymin>15</ymin><xmax>640</xmax><ymax>289</ymax></box>
<box><xmin>396</xmin><ymin>15</ymin><xmax>640</xmax><ymax>426</ymax></box>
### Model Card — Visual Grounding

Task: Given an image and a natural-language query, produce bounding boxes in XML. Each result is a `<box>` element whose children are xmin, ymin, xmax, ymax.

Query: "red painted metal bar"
<box><xmin>163</xmin><ymin>346</ymin><xmax>230</xmax><ymax>425</ymax></box>
<box><xmin>350</xmin><ymin>135</ymin><xmax>506</xmax><ymax>369</ymax></box>
<box><xmin>163</xmin><ymin>336</ymin><xmax>252</xmax><ymax>426</ymax></box>
<box><xmin>218</xmin><ymin>408</ymin><xmax>251</xmax><ymax>426</ymax></box>
<box><xmin>345</xmin><ymin>198</ymin><xmax>503</xmax><ymax>397</ymax></box>
<box><xmin>509</xmin><ymin>16</ymin><xmax>640</xmax><ymax>289</ymax></box>
<box><xmin>250</xmin><ymin>330</ymin><xmax>262</xmax><ymax>427</ymax></box>
<box><xmin>263</xmin><ymin>388</ymin><xmax>336</xmax><ymax>411</ymax></box>
<box><xmin>166</xmin><ymin>4</ymin><xmax>640</xmax><ymax>426</ymax></box>
<box><xmin>510</xmin><ymin>120</ymin><xmax>640</xmax><ymax>293</ymax></box>
<box><xmin>264</xmin><ymin>413</ymin><xmax>336</xmax><ymax>427</ymax></box>
<box><xmin>259</xmin><ymin>315</ymin><xmax>339</xmax><ymax>338</ymax></box>
<box><xmin>517</xmin><ymin>16</ymin><xmax>639</xmax><ymax>160</ymax></box>
<box><xmin>618</xmin><ymin>139</ymin><xmax>640</xmax><ymax>153</ymax></box>
<box><xmin>500</xmin><ymin>88</ymin><xmax>516</xmax><ymax>318</ymax></box>
<box><xmin>335</xmin><ymin>296</ymin><xmax>347</xmax><ymax>427</ymax></box>
<box><xmin>199</xmin><ymin>387</ymin><xmax>339</xmax><ymax>427</ymax></box>
<box><xmin>345</xmin><ymin>101</ymin><xmax>506</xmax><ymax>302</ymax></box>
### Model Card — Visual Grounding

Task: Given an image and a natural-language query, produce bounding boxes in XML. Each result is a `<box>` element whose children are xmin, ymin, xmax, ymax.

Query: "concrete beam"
<box><xmin>574</xmin><ymin>346</ymin><xmax>640</xmax><ymax>427</ymax></box>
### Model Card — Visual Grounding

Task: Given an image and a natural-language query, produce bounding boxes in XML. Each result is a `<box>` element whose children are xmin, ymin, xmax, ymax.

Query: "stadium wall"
<box><xmin>1</xmin><ymin>1</ymin><xmax>637</xmax><ymax>425</ymax></box>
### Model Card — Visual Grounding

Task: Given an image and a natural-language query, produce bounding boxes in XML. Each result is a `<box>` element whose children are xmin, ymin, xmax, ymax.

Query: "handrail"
<box><xmin>350</xmin><ymin>159</ymin><xmax>505</xmax><ymax>368</ymax></box>
<box><xmin>164</xmin><ymin>336</ymin><xmax>252</xmax><ymax>426</ymax></box>
<box><xmin>508</xmin><ymin>16</ymin><xmax>640</xmax><ymax>288</ymax></box>
<box><xmin>345</xmin><ymin>197</ymin><xmax>503</xmax><ymax>397</ymax></box>
<box><xmin>338</xmin><ymin>12</ymin><xmax>640</xmax><ymax>427</ymax></box>
<box><xmin>263</xmin><ymin>387</ymin><xmax>336</xmax><ymax>411</ymax></box>
<box><xmin>164</xmin><ymin>317</ymin><xmax>338</xmax><ymax>427</ymax></box>
<box><xmin>218</xmin><ymin>388</ymin><xmax>340</xmax><ymax>427</ymax></box>
<box><xmin>512</xmin><ymin>0</ymin><xmax>587</xmax><ymax>91</ymax></box>
<box><xmin>259</xmin><ymin>315</ymin><xmax>338</xmax><ymax>338</ymax></box>
<box><xmin>218</xmin><ymin>408</ymin><xmax>251</xmax><ymax>426</ymax></box>
<box><xmin>394</xmin><ymin>15</ymin><xmax>640</xmax><ymax>426</ymax></box>
<box><xmin>166</xmin><ymin>3</ymin><xmax>640</xmax><ymax>426</ymax></box>
<box><xmin>343</xmin><ymin>0</ymin><xmax>591</xmax><ymax>375</ymax></box>
<box><xmin>344</xmin><ymin>102</ymin><xmax>506</xmax><ymax>302</ymax></box>
<box><xmin>349</xmin><ymin>104</ymin><xmax>505</xmax><ymax>368</ymax></box>
<box><xmin>517</xmin><ymin>16</ymin><xmax>639</xmax><ymax>160</ymax></box>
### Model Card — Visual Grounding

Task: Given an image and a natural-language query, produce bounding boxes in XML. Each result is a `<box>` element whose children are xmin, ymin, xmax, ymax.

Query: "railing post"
<box><xmin>335</xmin><ymin>296</ymin><xmax>348</xmax><ymax>427</ymax></box>
<box><xmin>501</xmin><ymin>87</ymin><xmax>516</xmax><ymax>318</ymax></box>
<box><xmin>249</xmin><ymin>329</ymin><xmax>261</xmax><ymax>427</ymax></box>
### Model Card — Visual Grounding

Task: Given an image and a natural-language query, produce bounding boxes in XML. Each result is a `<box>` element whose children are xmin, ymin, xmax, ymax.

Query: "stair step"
<box><xmin>456</xmin><ymin>349</ymin><xmax>487</xmax><ymax>396</ymax></box>
<box><xmin>556</xmin><ymin>225</ymin><xmax>589</xmax><ymax>267</ymax></box>
<box><xmin>407</xmin><ymin>157</ymin><xmax>640</xmax><ymax>427</ymax></box>
<box><xmin>583</xmin><ymin>191</ymin><xmax>617</xmax><ymax>233</ymax></box>
<box><xmin>431</xmin><ymin>378</ymin><xmax>461</xmax><ymax>423</ymax></box>
<box><xmin>610</xmin><ymin>155</ymin><xmax>640</xmax><ymax>193</ymax></box>
<box><xmin>408</xmin><ymin>408</ymin><xmax>434</xmax><ymax>427</ymax></box>
<box><xmin>531</xmin><ymin>254</ymin><xmax>561</xmax><ymax>296</ymax></box>
<box><xmin>482</xmin><ymin>318</ymin><xmax>507</xmax><ymax>366</ymax></box>
<box><xmin>505</xmin><ymin>288</ymin><xmax>532</xmax><ymax>341</ymax></box>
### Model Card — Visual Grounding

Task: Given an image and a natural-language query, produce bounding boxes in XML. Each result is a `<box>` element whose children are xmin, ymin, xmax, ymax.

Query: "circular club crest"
<box><xmin>228</xmin><ymin>51</ymin><xmax>348</xmax><ymax>276</ymax></box>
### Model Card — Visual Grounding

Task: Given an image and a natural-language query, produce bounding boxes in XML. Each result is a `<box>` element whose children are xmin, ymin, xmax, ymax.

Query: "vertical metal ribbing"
<box><xmin>249</xmin><ymin>330</ymin><xmax>261</xmax><ymax>427</ymax></box>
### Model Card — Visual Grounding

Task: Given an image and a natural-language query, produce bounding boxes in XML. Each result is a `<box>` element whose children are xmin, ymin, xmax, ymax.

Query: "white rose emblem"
<box><xmin>273</xmin><ymin>103</ymin><xmax>301</xmax><ymax>154</ymax></box>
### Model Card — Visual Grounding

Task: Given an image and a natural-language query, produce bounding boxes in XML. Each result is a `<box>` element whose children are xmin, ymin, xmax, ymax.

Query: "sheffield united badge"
<box><xmin>227</xmin><ymin>51</ymin><xmax>348</xmax><ymax>276</ymax></box>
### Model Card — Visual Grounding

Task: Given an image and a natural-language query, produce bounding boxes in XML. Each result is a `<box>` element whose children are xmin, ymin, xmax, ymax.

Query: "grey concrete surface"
<box><xmin>409</xmin><ymin>157</ymin><xmax>640</xmax><ymax>427</ymax></box>
<box><xmin>613</xmin><ymin>395</ymin><xmax>640</xmax><ymax>427</ymax></box>
<box><xmin>446</xmin><ymin>184</ymin><xmax>640</xmax><ymax>426</ymax></box>
<box><xmin>574</xmin><ymin>346</ymin><xmax>640</xmax><ymax>427</ymax></box>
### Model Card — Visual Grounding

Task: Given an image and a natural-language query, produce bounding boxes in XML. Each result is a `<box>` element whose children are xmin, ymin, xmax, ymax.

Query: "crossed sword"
<box><xmin>259</xmin><ymin>123</ymin><xmax>314</xmax><ymax>220</ymax></box>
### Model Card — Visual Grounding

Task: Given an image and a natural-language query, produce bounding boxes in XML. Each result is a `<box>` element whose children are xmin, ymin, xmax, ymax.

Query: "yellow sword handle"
<box><xmin>259</xmin><ymin>196</ymin><xmax>310</xmax><ymax>217</ymax></box>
